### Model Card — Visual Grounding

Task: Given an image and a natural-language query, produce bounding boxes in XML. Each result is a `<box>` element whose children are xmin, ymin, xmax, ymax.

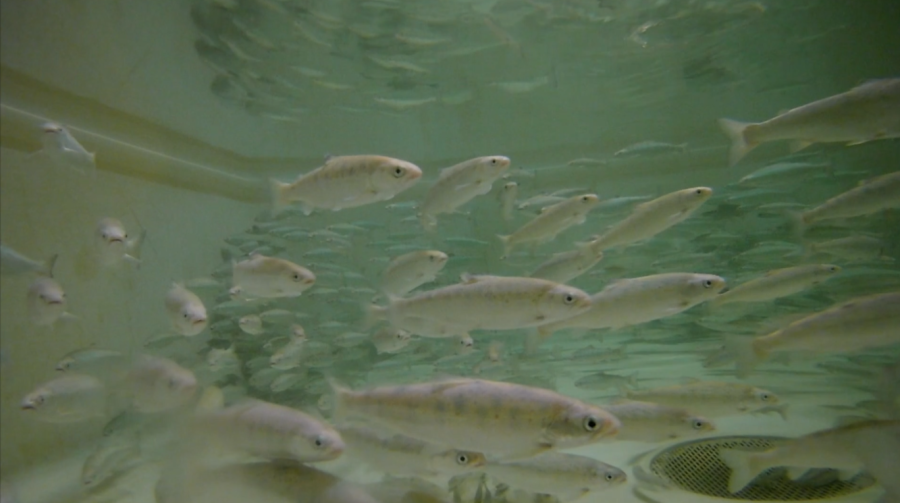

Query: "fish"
<box><xmin>574</xmin><ymin>371</ymin><xmax>638</xmax><ymax>392</ymax></box>
<box><xmin>709</xmin><ymin>264</ymin><xmax>841</xmax><ymax>308</ymax></box>
<box><xmin>498</xmin><ymin>194</ymin><xmax>601</xmax><ymax>257</ymax></box>
<box><xmin>724</xmin><ymin>291</ymin><xmax>900</xmax><ymax>376</ymax></box>
<box><xmin>55</xmin><ymin>348</ymin><xmax>128</xmax><ymax>375</ymax></box>
<box><xmin>808</xmin><ymin>236</ymin><xmax>892</xmax><ymax>262</ymax></box>
<box><xmin>27</xmin><ymin>276</ymin><xmax>75</xmax><ymax>326</ymax></box>
<box><xmin>490</xmin><ymin>76</ymin><xmax>550</xmax><ymax>93</ymax></box>
<box><xmin>381</xmin><ymin>250</ymin><xmax>449</xmax><ymax>297</ymax></box>
<box><xmin>613</xmin><ymin>141</ymin><xmax>687</xmax><ymax>158</ymax></box>
<box><xmin>93</xmin><ymin>218</ymin><xmax>145</xmax><ymax>268</ymax></box>
<box><xmin>529</xmin><ymin>242</ymin><xmax>604</xmax><ymax>284</ymax></box>
<box><xmin>418</xmin><ymin>156</ymin><xmax>511</xmax><ymax>231</ymax></box>
<box><xmin>82</xmin><ymin>434</ymin><xmax>142</xmax><ymax>487</ymax></box>
<box><xmin>156</xmin><ymin>460</ymin><xmax>380</xmax><ymax>503</ymax></box>
<box><xmin>0</xmin><ymin>244</ymin><xmax>57</xmax><ymax>277</ymax></box>
<box><xmin>270</xmin><ymin>331</ymin><xmax>307</xmax><ymax>370</ymax></box>
<box><xmin>718</xmin><ymin>78</ymin><xmax>900</xmax><ymax>166</ymax></box>
<box><xmin>21</xmin><ymin>374</ymin><xmax>107</xmax><ymax>423</ymax></box>
<box><xmin>721</xmin><ymin>420</ymin><xmax>900</xmax><ymax>493</ymax></box>
<box><xmin>738</xmin><ymin>160</ymin><xmax>832</xmax><ymax>186</ymax></box>
<box><xmin>482</xmin><ymin>452</ymin><xmax>627</xmax><ymax>501</ymax></box>
<box><xmin>193</xmin><ymin>400</ymin><xmax>345</xmax><ymax>463</ymax></box>
<box><xmin>271</xmin><ymin>155</ymin><xmax>421</xmax><ymax>214</ymax></box>
<box><xmin>500</xmin><ymin>181</ymin><xmax>518</xmax><ymax>222</ymax></box>
<box><xmin>232</xmin><ymin>252</ymin><xmax>316</xmax><ymax>298</ymax></box>
<box><xmin>624</xmin><ymin>380</ymin><xmax>780</xmax><ymax>418</ymax></box>
<box><xmin>207</xmin><ymin>345</ymin><xmax>239</xmax><ymax>373</ymax></box>
<box><xmin>331</xmin><ymin>377</ymin><xmax>621</xmax><ymax>459</ymax></box>
<box><xmin>238</xmin><ymin>314</ymin><xmax>264</xmax><ymax>335</ymax></box>
<box><xmin>337</xmin><ymin>425</ymin><xmax>486</xmax><ymax>476</ymax></box>
<box><xmin>164</xmin><ymin>283</ymin><xmax>208</xmax><ymax>336</ymax></box>
<box><xmin>603</xmin><ymin>400</ymin><xmax>716</xmax><ymax>442</ymax></box>
<box><xmin>588</xmin><ymin>188</ymin><xmax>713</xmax><ymax>252</ymax></box>
<box><xmin>800</xmin><ymin>171</ymin><xmax>900</xmax><ymax>225</ymax></box>
<box><xmin>34</xmin><ymin>122</ymin><xmax>96</xmax><ymax>175</ymax></box>
<box><xmin>371</xmin><ymin>327</ymin><xmax>412</xmax><ymax>354</ymax></box>
<box><xmin>538</xmin><ymin>273</ymin><xmax>725</xmax><ymax>337</ymax></box>
<box><xmin>369</xmin><ymin>275</ymin><xmax>592</xmax><ymax>339</ymax></box>
<box><xmin>126</xmin><ymin>355</ymin><xmax>197</xmax><ymax>413</ymax></box>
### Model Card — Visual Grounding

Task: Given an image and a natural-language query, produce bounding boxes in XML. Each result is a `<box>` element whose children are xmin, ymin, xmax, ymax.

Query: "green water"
<box><xmin>0</xmin><ymin>1</ymin><xmax>898</xmax><ymax>502</ymax></box>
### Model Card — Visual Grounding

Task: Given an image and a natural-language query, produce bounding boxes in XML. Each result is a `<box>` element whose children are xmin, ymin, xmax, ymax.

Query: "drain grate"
<box><xmin>649</xmin><ymin>436</ymin><xmax>876</xmax><ymax>501</ymax></box>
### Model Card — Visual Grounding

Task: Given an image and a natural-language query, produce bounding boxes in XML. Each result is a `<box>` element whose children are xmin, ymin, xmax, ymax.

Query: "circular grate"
<box><xmin>649</xmin><ymin>436</ymin><xmax>876</xmax><ymax>501</ymax></box>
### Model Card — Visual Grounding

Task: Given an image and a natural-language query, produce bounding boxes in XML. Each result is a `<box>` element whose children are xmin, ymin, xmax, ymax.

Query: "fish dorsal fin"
<box><xmin>460</xmin><ymin>273</ymin><xmax>497</xmax><ymax>284</ymax></box>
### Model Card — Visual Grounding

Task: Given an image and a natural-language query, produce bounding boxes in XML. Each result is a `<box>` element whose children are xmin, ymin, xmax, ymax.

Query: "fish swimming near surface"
<box><xmin>270</xmin><ymin>155</ymin><xmax>422</xmax><ymax>215</ymax></box>
<box><xmin>719</xmin><ymin>78</ymin><xmax>900</xmax><ymax>166</ymax></box>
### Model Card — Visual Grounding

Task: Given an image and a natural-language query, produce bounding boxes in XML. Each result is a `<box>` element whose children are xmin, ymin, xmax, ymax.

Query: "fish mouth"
<box><xmin>191</xmin><ymin>318</ymin><xmax>207</xmax><ymax>326</ymax></box>
<box><xmin>21</xmin><ymin>403</ymin><xmax>36</xmax><ymax>410</ymax></box>
<box><xmin>108</xmin><ymin>238</ymin><xmax>125</xmax><ymax>244</ymax></box>
<box><xmin>45</xmin><ymin>299</ymin><xmax>64</xmax><ymax>305</ymax></box>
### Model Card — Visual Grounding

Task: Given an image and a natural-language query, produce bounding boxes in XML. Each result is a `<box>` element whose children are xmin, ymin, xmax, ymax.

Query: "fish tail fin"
<box><xmin>787</xmin><ymin>210</ymin><xmax>810</xmax><ymax>240</ymax></box>
<box><xmin>41</xmin><ymin>253</ymin><xmax>59</xmax><ymax>278</ymax></box>
<box><xmin>269</xmin><ymin>179</ymin><xmax>293</xmax><ymax>215</ymax></box>
<box><xmin>720</xmin><ymin>449</ymin><xmax>763</xmax><ymax>493</ymax></box>
<box><xmin>362</xmin><ymin>301</ymin><xmax>389</xmax><ymax>330</ymax></box>
<box><xmin>497</xmin><ymin>234</ymin><xmax>512</xmax><ymax>258</ymax></box>
<box><xmin>326</xmin><ymin>377</ymin><xmax>351</xmax><ymax>421</ymax></box>
<box><xmin>419</xmin><ymin>212</ymin><xmax>437</xmax><ymax>233</ymax></box>
<box><xmin>628</xmin><ymin>372</ymin><xmax>639</xmax><ymax>388</ymax></box>
<box><xmin>727</xmin><ymin>335</ymin><xmax>767</xmax><ymax>378</ymax></box>
<box><xmin>717</xmin><ymin>118</ymin><xmax>757</xmax><ymax>167</ymax></box>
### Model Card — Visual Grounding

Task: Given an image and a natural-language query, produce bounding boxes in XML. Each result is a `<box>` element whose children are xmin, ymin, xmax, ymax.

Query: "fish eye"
<box><xmin>314</xmin><ymin>435</ymin><xmax>325</xmax><ymax>448</ymax></box>
<box><xmin>39</xmin><ymin>294</ymin><xmax>46</xmax><ymax>301</ymax></box>
<box><xmin>292</xmin><ymin>273</ymin><xmax>301</xmax><ymax>281</ymax></box>
<box><xmin>760</xmin><ymin>393</ymin><xmax>770</xmax><ymax>401</ymax></box>
<box><xmin>693</xmin><ymin>420</ymin><xmax>705</xmax><ymax>429</ymax></box>
<box><xmin>605</xmin><ymin>473</ymin><xmax>615</xmax><ymax>481</ymax></box>
<box><xmin>490</xmin><ymin>158</ymin><xmax>498</xmax><ymax>165</ymax></box>
<box><xmin>703</xmin><ymin>280</ymin><xmax>713</xmax><ymax>288</ymax></box>
<box><xmin>183</xmin><ymin>313</ymin><xmax>190</xmax><ymax>319</ymax></box>
<box><xmin>581</xmin><ymin>196</ymin><xmax>589</xmax><ymax>201</ymax></box>
<box><xmin>456</xmin><ymin>453</ymin><xmax>469</xmax><ymax>464</ymax></box>
<box><xmin>564</xmin><ymin>294</ymin><xmax>575</xmax><ymax>304</ymax></box>
<box><xmin>695</xmin><ymin>189</ymin><xmax>703</xmax><ymax>194</ymax></box>
<box><xmin>583</xmin><ymin>416</ymin><xmax>600</xmax><ymax>431</ymax></box>
<box><xmin>168</xmin><ymin>378</ymin><xmax>179</xmax><ymax>389</ymax></box>
<box><xmin>393</xmin><ymin>166</ymin><xmax>405</xmax><ymax>177</ymax></box>
<box><xmin>396</xmin><ymin>333</ymin><xmax>403</xmax><ymax>339</ymax></box>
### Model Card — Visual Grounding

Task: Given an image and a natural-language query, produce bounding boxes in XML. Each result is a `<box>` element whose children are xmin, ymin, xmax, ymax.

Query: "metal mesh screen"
<box><xmin>649</xmin><ymin>436</ymin><xmax>875</xmax><ymax>501</ymax></box>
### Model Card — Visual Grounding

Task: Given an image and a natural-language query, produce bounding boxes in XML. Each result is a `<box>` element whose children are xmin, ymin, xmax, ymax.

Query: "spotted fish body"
<box><xmin>332</xmin><ymin>378</ymin><xmax>621</xmax><ymax>459</ymax></box>
<box><xmin>370</xmin><ymin>275</ymin><xmax>591</xmax><ymax>339</ymax></box>
<box><xmin>270</xmin><ymin>155</ymin><xmax>422</xmax><ymax>215</ymax></box>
